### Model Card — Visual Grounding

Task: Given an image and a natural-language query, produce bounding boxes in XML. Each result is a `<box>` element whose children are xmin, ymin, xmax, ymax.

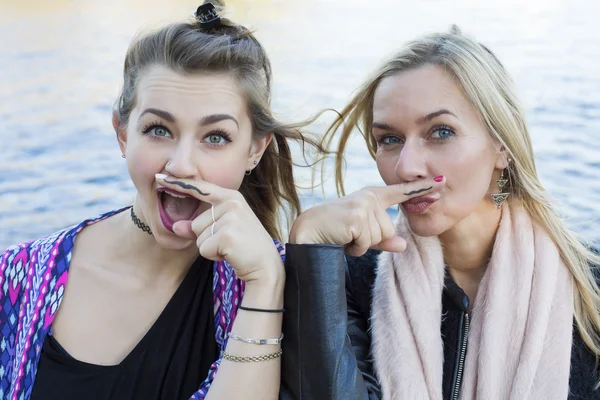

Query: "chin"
<box><xmin>404</xmin><ymin>214</ymin><xmax>448</xmax><ymax>238</ymax></box>
<box><xmin>150</xmin><ymin>216</ymin><xmax>196</xmax><ymax>251</ymax></box>
<box><xmin>153</xmin><ymin>233</ymin><xmax>196</xmax><ymax>252</ymax></box>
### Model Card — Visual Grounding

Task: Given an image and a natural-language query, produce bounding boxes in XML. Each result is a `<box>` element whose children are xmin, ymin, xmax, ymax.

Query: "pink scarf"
<box><xmin>371</xmin><ymin>202</ymin><xmax>574</xmax><ymax>399</ymax></box>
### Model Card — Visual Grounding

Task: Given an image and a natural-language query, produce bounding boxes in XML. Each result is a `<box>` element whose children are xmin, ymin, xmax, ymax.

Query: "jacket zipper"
<box><xmin>452</xmin><ymin>312</ymin><xmax>470</xmax><ymax>400</ymax></box>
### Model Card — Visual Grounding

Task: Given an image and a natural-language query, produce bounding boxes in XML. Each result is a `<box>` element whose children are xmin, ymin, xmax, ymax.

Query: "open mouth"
<box><xmin>157</xmin><ymin>188</ymin><xmax>203</xmax><ymax>233</ymax></box>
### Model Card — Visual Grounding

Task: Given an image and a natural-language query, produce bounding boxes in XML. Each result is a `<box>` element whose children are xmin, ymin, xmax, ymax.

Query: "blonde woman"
<box><xmin>280</xmin><ymin>27</ymin><xmax>600</xmax><ymax>399</ymax></box>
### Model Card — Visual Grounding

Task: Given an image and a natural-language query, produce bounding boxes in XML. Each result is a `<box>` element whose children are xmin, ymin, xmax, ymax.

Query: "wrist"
<box><xmin>244</xmin><ymin>253</ymin><xmax>285</xmax><ymax>289</ymax></box>
<box><xmin>289</xmin><ymin>220</ymin><xmax>319</xmax><ymax>245</ymax></box>
<box><xmin>243</xmin><ymin>275</ymin><xmax>285</xmax><ymax>309</ymax></box>
<box><xmin>245</xmin><ymin>265</ymin><xmax>284</xmax><ymax>290</ymax></box>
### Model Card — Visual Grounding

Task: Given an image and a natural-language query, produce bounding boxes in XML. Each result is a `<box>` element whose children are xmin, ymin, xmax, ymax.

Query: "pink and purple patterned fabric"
<box><xmin>0</xmin><ymin>208</ymin><xmax>285</xmax><ymax>400</ymax></box>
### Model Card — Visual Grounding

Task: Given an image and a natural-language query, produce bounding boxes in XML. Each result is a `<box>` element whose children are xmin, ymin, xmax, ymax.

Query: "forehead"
<box><xmin>373</xmin><ymin>64</ymin><xmax>470</xmax><ymax>121</ymax></box>
<box><xmin>135</xmin><ymin>65</ymin><xmax>247</xmax><ymax>120</ymax></box>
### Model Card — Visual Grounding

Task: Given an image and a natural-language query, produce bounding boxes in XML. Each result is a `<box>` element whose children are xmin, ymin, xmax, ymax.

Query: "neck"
<box><xmin>102</xmin><ymin>206</ymin><xmax>199</xmax><ymax>281</ymax></box>
<box><xmin>439</xmin><ymin>201</ymin><xmax>502</xmax><ymax>301</ymax></box>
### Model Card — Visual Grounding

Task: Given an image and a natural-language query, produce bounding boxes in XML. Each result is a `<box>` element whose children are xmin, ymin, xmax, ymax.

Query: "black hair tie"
<box><xmin>195</xmin><ymin>3</ymin><xmax>222</xmax><ymax>31</ymax></box>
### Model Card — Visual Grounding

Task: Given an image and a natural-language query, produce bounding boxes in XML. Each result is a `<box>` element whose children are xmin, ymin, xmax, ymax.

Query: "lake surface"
<box><xmin>1</xmin><ymin>0</ymin><xmax>599</xmax><ymax>248</ymax></box>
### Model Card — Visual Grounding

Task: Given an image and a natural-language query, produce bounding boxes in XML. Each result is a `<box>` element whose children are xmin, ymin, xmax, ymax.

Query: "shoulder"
<box><xmin>0</xmin><ymin>225</ymin><xmax>76</xmax><ymax>328</ymax></box>
<box><xmin>1</xmin><ymin>226</ymin><xmax>73</xmax><ymax>274</ymax></box>
<box><xmin>1</xmin><ymin>207</ymin><xmax>130</xmax><ymax>290</ymax></box>
<box><xmin>570</xmin><ymin>324</ymin><xmax>600</xmax><ymax>398</ymax></box>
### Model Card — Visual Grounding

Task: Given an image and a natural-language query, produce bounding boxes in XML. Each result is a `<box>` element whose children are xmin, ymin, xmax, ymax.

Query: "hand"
<box><xmin>289</xmin><ymin>177</ymin><xmax>445</xmax><ymax>256</ymax></box>
<box><xmin>155</xmin><ymin>174</ymin><xmax>283</xmax><ymax>284</ymax></box>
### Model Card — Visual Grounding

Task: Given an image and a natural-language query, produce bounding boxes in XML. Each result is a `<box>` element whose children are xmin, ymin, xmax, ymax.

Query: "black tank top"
<box><xmin>31</xmin><ymin>257</ymin><xmax>218</xmax><ymax>400</ymax></box>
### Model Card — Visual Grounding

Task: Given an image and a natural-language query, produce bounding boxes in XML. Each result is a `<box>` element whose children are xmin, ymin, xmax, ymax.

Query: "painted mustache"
<box><xmin>163</xmin><ymin>179</ymin><xmax>210</xmax><ymax>197</ymax></box>
<box><xmin>404</xmin><ymin>186</ymin><xmax>433</xmax><ymax>196</ymax></box>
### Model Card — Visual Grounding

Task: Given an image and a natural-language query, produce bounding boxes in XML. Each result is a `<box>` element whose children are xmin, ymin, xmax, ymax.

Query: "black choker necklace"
<box><xmin>130</xmin><ymin>207</ymin><xmax>153</xmax><ymax>235</ymax></box>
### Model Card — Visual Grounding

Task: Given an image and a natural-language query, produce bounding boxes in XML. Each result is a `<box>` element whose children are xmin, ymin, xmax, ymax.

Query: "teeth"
<box><xmin>166</xmin><ymin>192</ymin><xmax>187</xmax><ymax>199</ymax></box>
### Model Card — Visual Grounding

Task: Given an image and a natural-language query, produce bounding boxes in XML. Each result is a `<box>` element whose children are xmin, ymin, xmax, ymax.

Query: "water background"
<box><xmin>1</xmin><ymin>0</ymin><xmax>599</xmax><ymax>248</ymax></box>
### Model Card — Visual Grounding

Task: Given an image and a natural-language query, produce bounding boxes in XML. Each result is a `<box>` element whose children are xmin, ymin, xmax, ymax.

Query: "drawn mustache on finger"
<box><xmin>164</xmin><ymin>179</ymin><xmax>210</xmax><ymax>197</ymax></box>
<box><xmin>404</xmin><ymin>186</ymin><xmax>433</xmax><ymax>196</ymax></box>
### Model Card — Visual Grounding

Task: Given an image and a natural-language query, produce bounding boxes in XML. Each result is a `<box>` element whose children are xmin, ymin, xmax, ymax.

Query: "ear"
<box><xmin>494</xmin><ymin>143</ymin><xmax>510</xmax><ymax>170</ymax></box>
<box><xmin>247</xmin><ymin>133</ymin><xmax>273</xmax><ymax>170</ymax></box>
<box><xmin>113</xmin><ymin>109</ymin><xmax>127</xmax><ymax>156</ymax></box>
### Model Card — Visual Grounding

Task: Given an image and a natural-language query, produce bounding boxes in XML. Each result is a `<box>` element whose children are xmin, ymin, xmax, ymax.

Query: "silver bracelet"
<box><xmin>229</xmin><ymin>332</ymin><xmax>284</xmax><ymax>345</ymax></box>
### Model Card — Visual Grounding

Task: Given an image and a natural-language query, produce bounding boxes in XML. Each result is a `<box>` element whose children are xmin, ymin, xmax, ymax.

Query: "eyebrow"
<box><xmin>372</xmin><ymin>122</ymin><xmax>396</xmax><ymax>131</ymax></box>
<box><xmin>200</xmin><ymin>114</ymin><xmax>239</xmax><ymax>128</ymax></box>
<box><xmin>139</xmin><ymin>108</ymin><xmax>175</xmax><ymax>123</ymax></box>
<box><xmin>417</xmin><ymin>109</ymin><xmax>457</xmax><ymax>124</ymax></box>
<box><xmin>138</xmin><ymin>109</ymin><xmax>239</xmax><ymax>128</ymax></box>
<box><xmin>372</xmin><ymin>109</ymin><xmax>458</xmax><ymax>132</ymax></box>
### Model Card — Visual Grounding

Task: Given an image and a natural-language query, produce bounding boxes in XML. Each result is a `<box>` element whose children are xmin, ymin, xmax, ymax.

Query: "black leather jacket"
<box><xmin>280</xmin><ymin>244</ymin><xmax>600</xmax><ymax>400</ymax></box>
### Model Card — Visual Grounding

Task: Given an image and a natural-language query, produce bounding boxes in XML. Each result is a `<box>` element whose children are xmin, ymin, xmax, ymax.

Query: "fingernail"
<box><xmin>434</xmin><ymin>175</ymin><xmax>444</xmax><ymax>183</ymax></box>
<box><xmin>155</xmin><ymin>173</ymin><xmax>167</xmax><ymax>180</ymax></box>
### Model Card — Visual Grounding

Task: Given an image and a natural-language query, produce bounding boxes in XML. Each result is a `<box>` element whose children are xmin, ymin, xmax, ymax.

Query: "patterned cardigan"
<box><xmin>0</xmin><ymin>208</ymin><xmax>285</xmax><ymax>400</ymax></box>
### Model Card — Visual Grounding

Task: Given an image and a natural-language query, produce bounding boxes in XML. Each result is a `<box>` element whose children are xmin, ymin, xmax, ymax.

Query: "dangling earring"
<box><xmin>491</xmin><ymin>167</ymin><xmax>510</xmax><ymax>209</ymax></box>
<box><xmin>122</xmin><ymin>154</ymin><xmax>126</xmax><ymax>159</ymax></box>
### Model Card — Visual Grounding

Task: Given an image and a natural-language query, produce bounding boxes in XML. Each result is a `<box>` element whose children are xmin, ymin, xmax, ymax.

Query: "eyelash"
<box><xmin>430</xmin><ymin>125</ymin><xmax>456</xmax><ymax>140</ymax></box>
<box><xmin>204</xmin><ymin>128</ymin><xmax>233</xmax><ymax>146</ymax></box>
<box><xmin>141</xmin><ymin>122</ymin><xmax>233</xmax><ymax>145</ymax></box>
<box><xmin>141</xmin><ymin>121</ymin><xmax>170</xmax><ymax>138</ymax></box>
<box><xmin>377</xmin><ymin>124</ymin><xmax>456</xmax><ymax>146</ymax></box>
<box><xmin>377</xmin><ymin>135</ymin><xmax>402</xmax><ymax>146</ymax></box>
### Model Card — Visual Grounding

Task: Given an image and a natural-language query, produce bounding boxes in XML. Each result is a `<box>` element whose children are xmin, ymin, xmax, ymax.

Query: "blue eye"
<box><xmin>150</xmin><ymin>126</ymin><xmax>171</xmax><ymax>137</ymax></box>
<box><xmin>204</xmin><ymin>129</ymin><xmax>232</xmax><ymax>146</ymax></box>
<box><xmin>431</xmin><ymin>126</ymin><xmax>455</xmax><ymax>140</ymax></box>
<box><xmin>206</xmin><ymin>134</ymin><xmax>226</xmax><ymax>144</ymax></box>
<box><xmin>141</xmin><ymin>122</ymin><xmax>172</xmax><ymax>138</ymax></box>
<box><xmin>379</xmin><ymin>136</ymin><xmax>403</xmax><ymax>146</ymax></box>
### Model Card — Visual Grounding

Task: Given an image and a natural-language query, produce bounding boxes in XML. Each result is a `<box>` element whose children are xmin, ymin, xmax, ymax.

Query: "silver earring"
<box><xmin>122</xmin><ymin>154</ymin><xmax>126</xmax><ymax>159</ymax></box>
<box><xmin>245</xmin><ymin>160</ymin><xmax>258</xmax><ymax>176</ymax></box>
<box><xmin>491</xmin><ymin>168</ymin><xmax>509</xmax><ymax>209</ymax></box>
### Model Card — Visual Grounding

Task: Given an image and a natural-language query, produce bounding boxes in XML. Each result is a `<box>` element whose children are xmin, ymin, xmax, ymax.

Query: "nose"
<box><xmin>394</xmin><ymin>140</ymin><xmax>428</xmax><ymax>183</ymax></box>
<box><xmin>164</xmin><ymin>141</ymin><xmax>196</xmax><ymax>179</ymax></box>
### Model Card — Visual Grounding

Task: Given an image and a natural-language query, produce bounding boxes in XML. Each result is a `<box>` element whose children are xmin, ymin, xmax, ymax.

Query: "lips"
<box><xmin>157</xmin><ymin>188</ymin><xmax>202</xmax><ymax>233</ymax></box>
<box><xmin>401</xmin><ymin>195</ymin><xmax>438</xmax><ymax>214</ymax></box>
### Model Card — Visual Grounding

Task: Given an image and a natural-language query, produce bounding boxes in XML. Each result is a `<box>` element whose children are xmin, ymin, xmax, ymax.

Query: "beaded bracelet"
<box><xmin>222</xmin><ymin>349</ymin><xmax>283</xmax><ymax>363</ymax></box>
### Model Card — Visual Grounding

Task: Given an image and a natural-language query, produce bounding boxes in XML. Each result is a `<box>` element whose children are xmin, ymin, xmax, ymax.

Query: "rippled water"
<box><xmin>1</xmin><ymin>0</ymin><xmax>599</xmax><ymax>249</ymax></box>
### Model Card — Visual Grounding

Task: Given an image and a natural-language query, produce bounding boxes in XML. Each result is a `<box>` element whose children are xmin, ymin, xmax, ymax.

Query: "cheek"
<box><xmin>445</xmin><ymin>150</ymin><xmax>494</xmax><ymax>204</ymax></box>
<box><xmin>404</xmin><ymin>145</ymin><xmax>496</xmax><ymax>236</ymax></box>
<box><xmin>376</xmin><ymin>151</ymin><xmax>399</xmax><ymax>184</ymax></box>
<box><xmin>203</xmin><ymin>168</ymin><xmax>245</xmax><ymax>190</ymax></box>
<box><xmin>199</xmin><ymin>150</ymin><xmax>249</xmax><ymax>190</ymax></box>
<box><xmin>126</xmin><ymin>138</ymin><xmax>166</xmax><ymax>191</ymax></box>
<box><xmin>427</xmin><ymin>144</ymin><xmax>496</xmax><ymax>235</ymax></box>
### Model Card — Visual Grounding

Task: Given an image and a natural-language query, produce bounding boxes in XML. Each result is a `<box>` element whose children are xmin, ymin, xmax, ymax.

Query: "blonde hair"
<box><xmin>323</xmin><ymin>25</ymin><xmax>600</xmax><ymax>356</ymax></box>
<box><xmin>115</xmin><ymin>0</ymin><xmax>324</xmax><ymax>241</ymax></box>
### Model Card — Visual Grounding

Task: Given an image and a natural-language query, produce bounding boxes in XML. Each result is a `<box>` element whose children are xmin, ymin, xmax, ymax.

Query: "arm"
<box><xmin>153</xmin><ymin>176</ymin><xmax>286</xmax><ymax>400</ymax></box>
<box><xmin>280</xmin><ymin>243</ymin><xmax>381</xmax><ymax>400</ymax></box>
<box><xmin>278</xmin><ymin>178</ymin><xmax>442</xmax><ymax>399</ymax></box>
<box><xmin>205</xmin><ymin>270</ymin><xmax>284</xmax><ymax>400</ymax></box>
<box><xmin>345</xmin><ymin>252</ymin><xmax>381</xmax><ymax>396</ymax></box>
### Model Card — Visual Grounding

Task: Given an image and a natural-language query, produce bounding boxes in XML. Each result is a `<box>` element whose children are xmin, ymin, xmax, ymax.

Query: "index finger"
<box><xmin>373</xmin><ymin>176</ymin><xmax>445</xmax><ymax>208</ymax></box>
<box><xmin>155</xmin><ymin>173</ymin><xmax>228</xmax><ymax>205</ymax></box>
